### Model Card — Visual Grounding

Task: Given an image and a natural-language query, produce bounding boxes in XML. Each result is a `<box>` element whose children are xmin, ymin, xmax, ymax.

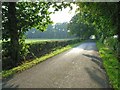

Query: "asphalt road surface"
<box><xmin>2</xmin><ymin>41</ymin><xmax>110</xmax><ymax>88</ymax></box>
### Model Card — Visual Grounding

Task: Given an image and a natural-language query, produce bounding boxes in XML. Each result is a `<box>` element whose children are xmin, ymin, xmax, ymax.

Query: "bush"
<box><xmin>104</xmin><ymin>37</ymin><xmax>120</xmax><ymax>61</ymax></box>
<box><xmin>2</xmin><ymin>39</ymin><xmax>80</xmax><ymax>70</ymax></box>
<box><xmin>25</xmin><ymin>39</ymin><xmax>80</xmax><ymax>60</ymax></box>
<box><xmin>97</xmin><ymin>42</ymin><xmax>120</xmax><ymax>90</ymax></box>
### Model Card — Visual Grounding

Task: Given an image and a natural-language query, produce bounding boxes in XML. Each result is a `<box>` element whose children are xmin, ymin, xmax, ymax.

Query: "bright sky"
<box><xmin>49</xmin><ymin>4</ymin><xmax>78</xmax><ymax>24</ymax></box>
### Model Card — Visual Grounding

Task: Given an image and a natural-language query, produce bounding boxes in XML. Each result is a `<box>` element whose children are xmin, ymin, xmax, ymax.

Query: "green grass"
<box><xmin>1</xmin><ymin>38</ymin><xmax>77</xmax><ymax>44</ymax></box>
<box><xmin>2</xmin><ymin>42</ymin><xmax>81</xmax><ymax>79</ymax></box>
<box><xmin>96</xmin><ymin>42</ymin><xmax>119</xmax><ymax>90</ymax></box>
<box><xmin>25</xmin><ymin>38</ymin><xmax>76</xmax><ymax>44</ymax></box>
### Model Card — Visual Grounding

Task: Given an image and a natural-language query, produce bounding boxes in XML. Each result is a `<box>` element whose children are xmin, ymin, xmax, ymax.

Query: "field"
<box><xmin>1</xmin><ymin>38</ymin><xmax>77</xmax><ymax>44</ymax></box>
<box><xmin>25</xmin><ymin>38</ymin><xmax>76</xmax><ymax>43</ymax></box>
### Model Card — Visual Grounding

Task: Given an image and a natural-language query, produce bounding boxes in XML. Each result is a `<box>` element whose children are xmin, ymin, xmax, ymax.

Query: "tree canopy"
<box><xmin>2</xmin><ymin>2</ymin><xmax>72</xmax><ymax>66</ymax></box>
<box><xmin>68</xmin><ymin>12</ymin><xmax>95</xmax><ymax>39</ymax></box>
<box><xmin>68</xmin><ymin>2</ymin><xmax>120</xmax><ymax>60</ymax></box>
<box><xmin>76</xmin><ymin>2</ymin><xmax>119</xmax><ymax>41</ymax></box>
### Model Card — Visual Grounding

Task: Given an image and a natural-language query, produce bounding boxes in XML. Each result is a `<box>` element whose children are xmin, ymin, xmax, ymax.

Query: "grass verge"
<box><xmin>2</xmin><ymin>42</ymin><xmax>81</xmax><ymax>79</ymax></box>
<box><xmin>96</xmin><ymin>41</ymin><xmax>119</xmax><ymax>90</ymax></box>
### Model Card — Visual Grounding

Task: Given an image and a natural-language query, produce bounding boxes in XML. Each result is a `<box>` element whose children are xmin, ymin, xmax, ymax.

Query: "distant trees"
<box><xmin>67</xmin><ymin>12</ymin><xmax>95</xmax><ymax>40</ymax></box>
<box><xmin>26</xmin><ymin>22</ymin><xmax>75</xmax><ymax>39</ymax></box>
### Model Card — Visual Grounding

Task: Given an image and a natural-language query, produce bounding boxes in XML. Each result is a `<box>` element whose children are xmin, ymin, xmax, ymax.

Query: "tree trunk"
<box><xmin>8</xmin><ymin>2</ymin><xmax>20</xmax><ymax>66</ymax></box>
<box><xmin>118</xmin><ymin>2</ymin><xmax>120</xmax><ymax>42</ymax></box>
<box><xmin>116</xmin><ymin>2</ymin><xmax>120</xmax><ymax>61</ymax></box>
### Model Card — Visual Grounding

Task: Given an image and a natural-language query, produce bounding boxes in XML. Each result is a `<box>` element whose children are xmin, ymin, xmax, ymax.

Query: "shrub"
<box><xmin>2</xmin><ymin>39</ymin><xmax>80</xmax><ymax>70</ymax></box>
<box><xmin>104</xmin><ymin>37</ymin><xmax>120</xmax><ymax>61</ymax></box>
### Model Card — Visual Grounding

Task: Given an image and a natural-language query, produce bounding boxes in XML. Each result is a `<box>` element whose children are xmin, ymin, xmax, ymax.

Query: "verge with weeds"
<box><xmin>2</xmin><ymin>42</ymin><xmax>81</xmax><ymax>79</ymax></box>
<box><xmin>96</xmin><ymin>42</ymin><xmax>119</xmax><ymax>90</ymax></box>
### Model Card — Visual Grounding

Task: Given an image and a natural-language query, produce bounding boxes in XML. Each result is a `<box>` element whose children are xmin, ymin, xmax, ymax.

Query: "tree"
<box><xmin>26</xmin><ymin>22</ymin><xmax>74</xmax><ymax>39</ymax></box>
<box><xmin>75</xmin><ymin>2</ymin><xmax>120</xmax><ymax>60</ymax></box>
<box><xmin>68</xmin><ymin>12</ymin><xmax>95</xmax><ymax>40</ymax></box>
<box><xmin>2</xmin><ymin>2</ymin><xmax>72</xmax><ymax>66</ymax></box>
<box><xmin>76</xmin><ymin>2</ymin><xmax>119</xmax><ymax>42</ymax></box>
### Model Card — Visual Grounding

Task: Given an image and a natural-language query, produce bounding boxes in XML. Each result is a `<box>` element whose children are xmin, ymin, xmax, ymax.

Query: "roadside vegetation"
<box><xmin>2</xmin><ymin>40</ymin><xmax>81</xmax><ymax>78</ymax></box>
<box><xmin>67</xmin><ymin>3</ymin><xmax>120</xmax><ymax>90</ymax></box>
<box><xmin>2</xmin><ymin>2</ymin><xmax>73</xmax><ymax>71</ymax></box>
<box><xmin>2</xmin><ymin>2</ymin><xmax>79</xmax><ymax>79</ymax></box>
<box><xmin>2</xmin><ymin>2</ymin><xmax>120</xmax><ymax>89</ymax></box>
<box><xmin>97</xmin><ymin>41</ymin><xmax>119</xmax><ymax>90</ymax></box>
<box><xmin>68</xmin><ymin>3</ymin><xmax>120</xmax><ymax>59</ymax></box>
<box><xmin>3</xmin><ymin>39</ymin><xmax>80</xmax><ymax>70</ymax></box>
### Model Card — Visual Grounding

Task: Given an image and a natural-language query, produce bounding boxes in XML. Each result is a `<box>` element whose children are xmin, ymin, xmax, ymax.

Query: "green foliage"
<box><xmin>2</xmin><ymin>2</ymin><xmax>72</xmax><ymax>66</ymax></box>
<box><xmin>19</xmin><ymin>38</ymin><xmax>29</xmax><ymax>60</ymax></box>
<box><xmin>73</xmin><ymin>3</ymin><xmax>120</xmax><ymax>89</ymax></box>
<box><xmin>2</xmin><ymin>2</ymin><xmax>54</xmax><ymax>62</ymax></box>
<box><xmin>67</xmin><ymin>12</ymin><xmax>95</xmax><ymax>39</ymax></box>
<box><xmin>26</xmin><ymin>23</ymin><xmax>75</xmax><ymax>39</ymax></box>
<box><xmin>23</xmin><ymin>39</ymin><xmax>81</xmax><ymax>61</ymax></box>
<box><xmin>73</xmin><ymin>2</ymin><xmax>120</xmax><ymax>66</ymax></box>
<box><xmin>76</xmin><ymin>2</ymin><xmax>118</xmax><ymax>41</ymax></box>
<box><xmin>105</xmin><ymin>37</ymin><xmax>120</xmax><ymax>54</ymax></box>
<box><xmin>97</xmin><ymin>42</ymin><xmax>120</xmax><ymax>90</ymax></box>
<box><xmin>2</xmin><ymin>40</ymin><xmax>81</xmax><ymax>78</ymax></box>
<box><xmin>104</xmin><ymin>37</ymin><xmax>120</xmax><ymax>62</ymax></box>
<box><xmin>2</xmin><ymin>2</ymin><xmax>72</xmax><ymax>41</ymax></box>
<box><xmin>2</xmin><ymin>39</ymin><xmax>80</xmax><ymax>70</ymax></box>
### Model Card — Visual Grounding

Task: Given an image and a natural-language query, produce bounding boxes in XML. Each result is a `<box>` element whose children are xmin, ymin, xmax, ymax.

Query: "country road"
<box><xmin>2</xmin><ymin>41</ymin><xmax>110</xmax><ymax>88</ymax></box>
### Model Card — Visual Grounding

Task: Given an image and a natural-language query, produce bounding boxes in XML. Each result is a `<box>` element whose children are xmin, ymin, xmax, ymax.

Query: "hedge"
<box><xmin>2</xmin><ymin>39</ymin><xmax>80</xmax><ymax>70</ymax></box>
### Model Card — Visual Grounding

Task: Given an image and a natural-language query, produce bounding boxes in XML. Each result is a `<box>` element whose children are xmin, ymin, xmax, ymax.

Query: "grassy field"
<box><xmin>1</xmin><ymin>38</ymin><xmax>77</xmax><ymax>44</ymax></box>
<box><xmin>25</xmin><ymin>38</ymin><xmax>76</xmax><ymax>43</ymax></box>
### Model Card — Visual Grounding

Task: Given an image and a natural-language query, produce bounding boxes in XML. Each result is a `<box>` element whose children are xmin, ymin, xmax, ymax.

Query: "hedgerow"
<box><xmin>2</xmin><ymin>39</ymin><xmax>80</xmax><ymax>70</ymax></box>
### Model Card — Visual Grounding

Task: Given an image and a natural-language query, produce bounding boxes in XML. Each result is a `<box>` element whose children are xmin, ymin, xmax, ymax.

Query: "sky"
<box><xmin>49</xmin><ymin>4</ymin><xmax>78</xmax><ymax>24</ymax></box>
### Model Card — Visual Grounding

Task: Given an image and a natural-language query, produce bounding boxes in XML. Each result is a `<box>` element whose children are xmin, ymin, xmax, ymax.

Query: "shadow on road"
<box><xmin>83</xmin><ymin>53</ymin><xmax>113</xmax><ymax>89</ymax></box>
<box><xmin>2</xmin><ymin>75</ymin><xmax>19</xmax><ymax>88</ymax></box>
<box><xmin>83</xmin><ymin>54</ymin><xmax>103</xmax><ymax>67</ymax></box>
<box><xmin>84</xmin><ymin>67</ymin><xmax>111</xmax><ymax>88</ymax></box>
